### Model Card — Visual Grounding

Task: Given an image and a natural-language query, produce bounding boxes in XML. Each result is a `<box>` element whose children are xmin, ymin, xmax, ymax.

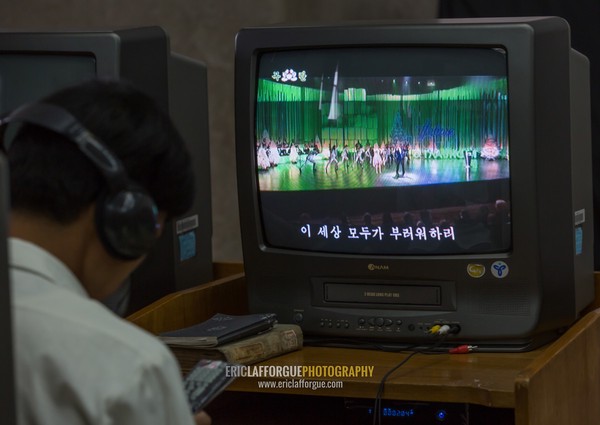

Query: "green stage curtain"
<box><xmin>257</xmin><ymin>79</ymin><xmax>508</xmax><ymax>157</ymax></box>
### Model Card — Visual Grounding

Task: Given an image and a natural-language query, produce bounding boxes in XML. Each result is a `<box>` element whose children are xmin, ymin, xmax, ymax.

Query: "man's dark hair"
<box><xmin>5</xmin><ymin>79</ymin><xmax>194</xmax><ymax>223</ymax></box>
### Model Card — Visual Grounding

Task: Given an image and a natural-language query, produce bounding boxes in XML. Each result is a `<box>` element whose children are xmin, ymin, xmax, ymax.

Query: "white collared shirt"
<box><xmin>9</xmin><ymin>238</ymin><xmax>195</xmax><ymax>425</ymax></box>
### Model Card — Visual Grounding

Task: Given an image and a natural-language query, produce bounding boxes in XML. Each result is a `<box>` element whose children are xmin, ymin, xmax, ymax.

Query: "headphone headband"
<box><xmin>1</xmin><ymin>103</ymin><xmax>125</xmax><ymax>187</ymax></box>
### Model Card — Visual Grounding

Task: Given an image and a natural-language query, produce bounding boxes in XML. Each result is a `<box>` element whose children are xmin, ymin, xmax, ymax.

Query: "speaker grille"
<box><xmin>465</xmin><ymin>285</ymin><xmax>532</xmax><ymax>316</ymax></box>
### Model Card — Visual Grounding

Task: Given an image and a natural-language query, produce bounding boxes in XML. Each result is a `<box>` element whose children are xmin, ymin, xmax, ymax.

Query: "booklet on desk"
<box><xmin>167</xmin><ymin>324</ymin><xmax>303</xmax><ymax>371</ymax></box>
<box><xmin>159</xmin><ymin>313</ymin><xmax>277</xmax><ymax>348</ymax></box>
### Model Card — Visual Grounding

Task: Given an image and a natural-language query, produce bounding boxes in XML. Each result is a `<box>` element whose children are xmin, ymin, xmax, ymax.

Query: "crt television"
<box><xmin>235</xmin><ymin>17</ymin><xmax>594</xmax><ymax>351</ymax></box>
<box><xmin>0</xmin><ymin>27</ymin><xmax>213</xmax><ymax>312</ymax></box>
<box><xmin>0</xmin><ymin>154</ymin><xmax>15</xmax><ymax>425</ymax></box>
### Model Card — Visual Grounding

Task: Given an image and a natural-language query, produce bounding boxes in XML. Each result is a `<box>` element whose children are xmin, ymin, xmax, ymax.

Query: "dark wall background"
<box><xmin>0</xmin><ymin>0</ymin><xmax>438</xmax><ymax>262</ymax></box>
<box><xmin>440</xmin><ymin>0</ymin><xmax>600</xmax><ymax>268</ymax></box>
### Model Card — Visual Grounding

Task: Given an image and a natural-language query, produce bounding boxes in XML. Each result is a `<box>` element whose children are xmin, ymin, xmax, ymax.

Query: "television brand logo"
<box><xmin>368</xmin><ymin>263</ymin><xmax>389</xmax><ymax>271</ymax></box>
<box><xmin>467</xmin><ymin>264</ymin><xmax>486</xmax><ymax>278</ymax></box>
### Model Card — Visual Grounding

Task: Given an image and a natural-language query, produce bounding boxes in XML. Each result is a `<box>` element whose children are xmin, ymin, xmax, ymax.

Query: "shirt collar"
<box><xmin>9</xmin><ymin>237</ymin><xmax>89</xmax><ymax>298</ymax></box>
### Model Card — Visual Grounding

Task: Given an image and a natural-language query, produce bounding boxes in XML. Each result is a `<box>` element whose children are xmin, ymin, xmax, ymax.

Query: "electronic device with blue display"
<box><xmin>344</xmin><ymin>399</ymin><xmax>469</xmax><ymax>425</ymax></box>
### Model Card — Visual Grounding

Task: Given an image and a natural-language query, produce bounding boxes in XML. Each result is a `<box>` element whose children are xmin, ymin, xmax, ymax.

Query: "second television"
<box><xmin>0</xmin><ymin>27</ymin><xmax>213</xmax><ymax>312</ymax></box>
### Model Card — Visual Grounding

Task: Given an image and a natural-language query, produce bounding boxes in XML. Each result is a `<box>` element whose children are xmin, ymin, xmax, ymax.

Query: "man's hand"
<box><xmin>194</xmin><ymin>411</ymin><xmax>212</xmax><ymax>425</ymax></box>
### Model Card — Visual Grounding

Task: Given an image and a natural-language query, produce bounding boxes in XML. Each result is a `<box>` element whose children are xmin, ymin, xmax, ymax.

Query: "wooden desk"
<box><xmin>128</xmin><ymin>268</ymin><xmax>600</xmax><ymax>425</ymax></box>
<box><xmin>127</xmin><ymin>262</ymin><xmax>246</xmax><ymax>333</ymax></box>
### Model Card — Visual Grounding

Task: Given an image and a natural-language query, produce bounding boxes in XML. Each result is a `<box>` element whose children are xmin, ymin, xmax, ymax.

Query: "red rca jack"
<box><xmin>449</xmin><ymin>345</ymin><xmax>477</xmax><ymax>354</ymax></box>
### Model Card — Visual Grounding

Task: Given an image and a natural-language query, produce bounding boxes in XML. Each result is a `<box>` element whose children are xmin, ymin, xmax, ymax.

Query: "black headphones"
<box><xmin>0</xmin><ymin>102</ymin><xmax>160</xmax><ymax>260</ymax></box>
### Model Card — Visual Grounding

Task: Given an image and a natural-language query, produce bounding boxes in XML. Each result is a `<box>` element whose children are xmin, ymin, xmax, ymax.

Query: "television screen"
<box><xmin>255</xmin><ymin>47</ymin><xmax>511</xmax><ymax>255</ymax></box>
<box><xmin>0</xmin><ymin>53</ymin><xmax>95</xmax><ymax>114</ymax></box>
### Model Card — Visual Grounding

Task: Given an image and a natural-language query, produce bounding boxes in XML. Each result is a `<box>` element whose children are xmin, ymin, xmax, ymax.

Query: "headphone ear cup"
<box><xmin>96</xmin><ymin>189</ymin><xmax>160</xmax><ymax>260</ymax></box>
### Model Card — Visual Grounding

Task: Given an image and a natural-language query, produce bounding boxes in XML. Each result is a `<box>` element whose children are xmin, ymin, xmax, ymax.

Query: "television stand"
<box><xmin>127</xmin><ymin>267</ymin><xmax>600</xmax><ymax>425</ymax></box>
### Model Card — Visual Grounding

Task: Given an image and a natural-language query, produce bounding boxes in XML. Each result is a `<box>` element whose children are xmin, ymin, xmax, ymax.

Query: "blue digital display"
<box><xmin>383</xmin><ymin>408</ymin><xmax>415</xmax><ymax>418</ymax></box>
<box><xmin>363</xmin><ymin>402</ymin><xmax>458</xmax><ymax>423</ymax></box>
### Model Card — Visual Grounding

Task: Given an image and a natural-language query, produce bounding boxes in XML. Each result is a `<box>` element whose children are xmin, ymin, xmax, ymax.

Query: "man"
<box><xmin>3</xmin><ymin>80</ymin><xmax>211</xmax><ymax>425</ymax></box>
<box><xmin>393</xmin><ymin>142</ymin><xmax>405</xmax><ymax>179</ymax></box>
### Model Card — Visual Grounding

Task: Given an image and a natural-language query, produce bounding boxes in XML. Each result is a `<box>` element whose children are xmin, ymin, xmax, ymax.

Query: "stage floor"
<box><xmin>258</xmin><ymin>157</ymin><xmax>509</xmax><ymax>191</ymax></box>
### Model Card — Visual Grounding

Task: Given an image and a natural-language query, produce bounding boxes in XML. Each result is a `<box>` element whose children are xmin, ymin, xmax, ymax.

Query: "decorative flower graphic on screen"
<box><xmin>271</xmin><ymin>69</ymin><xmax>307</xmax><ymax>83</ymax></box>
<box><xmin>281</xmin><ymin>69</ymin><xmax>298</xmax><ymax>82</ymax></box>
